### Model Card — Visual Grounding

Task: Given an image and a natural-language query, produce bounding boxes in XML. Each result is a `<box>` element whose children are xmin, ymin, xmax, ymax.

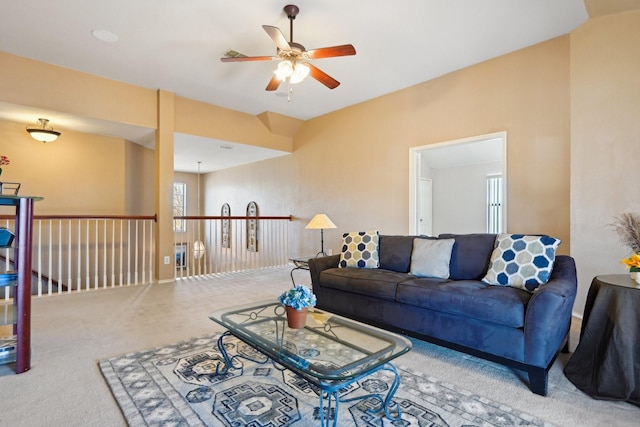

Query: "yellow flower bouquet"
<box><xmin>621</xmin><ymin>253</ymin><xmax>640</xmax><ymax>272</ymax></box>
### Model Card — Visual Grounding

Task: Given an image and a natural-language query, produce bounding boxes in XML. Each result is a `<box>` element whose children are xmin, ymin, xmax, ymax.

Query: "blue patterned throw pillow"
<box><xmin>482</xmin><ymin>234</ymin><xmax>561</xmax><ymax>292</ymax></box>
<box><xmin>339</xmin><ymin>230</ymin><xmax>380</xmax><ymax>268</ymax></box>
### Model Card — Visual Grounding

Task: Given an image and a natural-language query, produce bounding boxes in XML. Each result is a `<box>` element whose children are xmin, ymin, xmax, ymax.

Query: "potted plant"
<box><xmin>278</xmin><ymin>285</ymin><xmax>317</xmax><ymax>329</ymax></box>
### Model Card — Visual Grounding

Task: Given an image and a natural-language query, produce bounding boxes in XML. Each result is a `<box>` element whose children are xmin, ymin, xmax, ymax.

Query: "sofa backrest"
<box><xmin>379</xmin><ymin>234</ymin><xmax>497</xmax><ymax>278</ymax></box>
<box><xmin>438</xmin><ymin>233</ymin><xmax>497</xmax><ymax>280</ymax></box>
<box><xmin>378</xmin><ymin>235</ymin><xmax>435</xmax><ymax>273</ymax></box>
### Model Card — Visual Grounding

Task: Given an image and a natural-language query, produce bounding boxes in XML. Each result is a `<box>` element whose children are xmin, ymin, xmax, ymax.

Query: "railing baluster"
<box><xmin>141</xmin><ymin>220</ymin><xmax>146</xmax><ymax>285</ymax></box>
<box><xmin>96</xmin><ymin>221</ymin><xmax>100</xmax><ymax>288</ymax></box>
<box><xmin>36</xmin><ymin>221</ymin><xmax>42</xmax><ymax>296</ymax></box>
<box><xmin>77</xmin><ymin>221</ymin><xmax>81</xmax><ymax>291</ymax></box>
<box><xmin>102</xmin><ymin>220</ymin><xmax>107</xmax><ymax>288</ymax></box>
<box><xmin>47</xmin><ymin>219</ymin><xmax>53</xmax><ymax>295</ymax></box>
<box><xmin>127</xmin><ymin>222</ymin><xmax>131</xmax><ymax>286</ymax></box>
<box><xmin>118</xmin><ymin>220</ymin><xmax>123</xmax><ymax>287</ymax></box>
<box><xmin>56</xmin><ymin>220</ymin><xmax>61</xmax><ymax>295</ymax></box>
<box><xmin>134</xmin><ymin>220</ymin><xmax>139</xmax><ymax>284</ymax></box>
<box><xmin>110</xmin><ymin>220</ymin><xmax>115</xmax><ymax>287</ymax></box>
<box><xmin>84</xmin><ymin>220</ymin><xmax>89</xmax><ymax>290</ymax></box>
<box><xmin>67</xmin><ymin>219</ymin><xmax>71</xmax><ymax>293</ymax></box>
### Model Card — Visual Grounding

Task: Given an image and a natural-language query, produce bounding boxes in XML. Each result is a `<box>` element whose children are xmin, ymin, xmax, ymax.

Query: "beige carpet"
<box><xmin>0</xmin><ymin>267</ymin><xmax>637</xmax><ymax>426</ymax></box>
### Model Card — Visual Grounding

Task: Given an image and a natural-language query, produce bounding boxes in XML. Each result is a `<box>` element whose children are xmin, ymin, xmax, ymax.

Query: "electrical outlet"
<box><xmin>327</xmin><ymin>249</ymin><xmax>332</xmax><ymax>255</ymax></box>
<box><xmin>164</xmin><ymin>256</ymin><xmax>171</xmax><ymax>265</ymax></box>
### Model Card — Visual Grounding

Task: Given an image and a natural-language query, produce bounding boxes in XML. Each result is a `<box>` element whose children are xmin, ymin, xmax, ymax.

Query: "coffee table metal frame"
<box><xmin>209</xmin><ymin>301</ymin><xmax>412</xmax><ymax>426</ymax></box>
<box><xmin>288</xmin><ymin>256</ymin><xmax>312</xmax><ymax>286</ymax></box>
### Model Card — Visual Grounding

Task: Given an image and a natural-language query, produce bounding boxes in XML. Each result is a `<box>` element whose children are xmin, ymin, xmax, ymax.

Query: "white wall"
<box><xmin>432</xmin><ymin>161</ymin><xmax>502</xmax><ymax>235</ymax></box>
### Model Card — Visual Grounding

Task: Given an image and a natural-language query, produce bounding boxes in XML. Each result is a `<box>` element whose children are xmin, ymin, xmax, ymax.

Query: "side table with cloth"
<box><xmin>563</xmin><ymin>274</ymin><xmax>640</xmax><ymax>406</ymax></box>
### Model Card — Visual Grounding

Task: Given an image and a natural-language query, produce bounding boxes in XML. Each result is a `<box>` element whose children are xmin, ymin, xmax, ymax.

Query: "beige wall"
<box><xmin>0</xmin><ymin>52</ymin><xmax>157</xmax><ymax>129</ymax></box>
<box><xmin>0</xmin><ymin>119</ymin><xmax>152</xmax><ymax>215</ymax></box>
<box><xmin>570</xmin><ymin>10</ymin><xmax>640</xmax><ymax>315</ymax></box>
<box><xmin>124</xmin><ymin>141</ymin><xmax>155</xmax><ymax>215</ymax></box>
<box><xmin>175</xmin><ymin>171</ymin><xmax>202</xmax><ymax>217</ymax></box>
<box><xmin>175</xmin><ymin>97</ymin><xmax>296</xmax><ymax>153</ymax></box>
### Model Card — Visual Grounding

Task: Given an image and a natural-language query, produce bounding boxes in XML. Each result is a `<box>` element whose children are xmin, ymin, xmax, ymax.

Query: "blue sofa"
<box><xmin>308</xmin><ymin>233</ymin><xmax>577</xmax><ymax>395</ymax></box>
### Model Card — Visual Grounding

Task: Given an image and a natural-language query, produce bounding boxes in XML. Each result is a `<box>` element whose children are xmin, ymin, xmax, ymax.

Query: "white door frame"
<box><xmin>408</xmin><ymin>131</ymin><xmax>508</xmax><ymax>235</ymax></box>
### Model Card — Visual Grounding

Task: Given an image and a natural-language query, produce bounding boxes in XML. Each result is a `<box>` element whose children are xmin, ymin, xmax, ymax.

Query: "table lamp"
<box><xmin>305</xmin><ymin>214</ymin><xmax>337</xmax><ymax>257</ymax></box>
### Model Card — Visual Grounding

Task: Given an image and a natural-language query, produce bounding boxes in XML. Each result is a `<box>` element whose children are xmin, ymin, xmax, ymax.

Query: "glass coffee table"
<box><xmin>209</xmin><ymin>301</ymin><xmax>412</xmax><ymax>426</ymax></box>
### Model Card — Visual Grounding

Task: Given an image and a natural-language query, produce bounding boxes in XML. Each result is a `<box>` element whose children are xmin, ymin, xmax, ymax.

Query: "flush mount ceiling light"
<box><xmin>26</xmin><ymin>118</ymin><xmax>61</xmax><ymax>143</ymax></box>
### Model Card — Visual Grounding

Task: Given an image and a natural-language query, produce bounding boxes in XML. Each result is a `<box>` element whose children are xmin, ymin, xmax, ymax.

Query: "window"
<box><xmin>173</xmin><ymin>182</ymin><xmax>186</xmax><ymax>232</ymax></box>
<box><xmin>487</xmin><ymin>174</ymin><xmax>503</xmax><ymax>234</ymax></box>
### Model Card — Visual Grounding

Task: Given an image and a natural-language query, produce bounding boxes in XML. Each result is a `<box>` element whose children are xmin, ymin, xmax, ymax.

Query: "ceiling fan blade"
<box><xmin>307</xmin><ymin>64</ymin><xmax>340</xmax><ymax>89</ymax></box>
<box><xmin>306</xmin><ymin>44</ymin><xmax>356</xmax><ymax>59</ymax></box>
<box><xmin>265</xmin><ymin>75</ymin><xmax>281</xmax><ymax>91</ymax></box>
<box><xmin>262</xmin><ymin>25</ymin><xmax>291</xmax><ymax>51</ymax></box>
<box><xmin>221</xmin><ymin>55</ymin><xmax>278</xmax><ymax>62</ymax></box>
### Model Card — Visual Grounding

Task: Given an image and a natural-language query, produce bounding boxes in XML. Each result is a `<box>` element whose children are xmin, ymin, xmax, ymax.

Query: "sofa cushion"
<box><xmin>396</xmin><ymin>278</ymin><xmax>531</xmax><ymax>328</ymax></box>
<box><xmin>409</xmin><ymin>238</ymin><xmax>455</xmax><ymax>278</ymax></box>
<box><xmin>319</xmin><ymin>267</ymin><xmax>411</xmax><ymax>301</ymax></box>
<box><xmin>339</xmin><ymin>230</ymin><xmax>380</xmax><ymax>268</ymax></box>
<box><xmin>378</xmin><ymin>235</ymin><xmax>417</xmax><ymax>272</ymax></box>
<box><xmin>438</xmin><ymin>233</ymin><xmax>497</xmax><ymax>280</ymax></box>
<box><xmin>482</xmin><ymin>234</ymin><xmax>561</xmax><ymax>292</ymax></box>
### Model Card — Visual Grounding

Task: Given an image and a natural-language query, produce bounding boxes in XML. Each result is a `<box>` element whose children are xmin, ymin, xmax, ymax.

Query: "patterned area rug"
<box><xmin>99</xmin><ymin>335</ymin><xmax>553</xmax><ymax>427</ymax></box>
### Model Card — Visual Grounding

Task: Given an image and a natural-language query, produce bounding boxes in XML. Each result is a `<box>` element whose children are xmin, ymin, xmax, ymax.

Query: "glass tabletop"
<box><xmin>209</xmin><ymin>301</ymin><xmax>412</xmax><ymax>382</ymax></box>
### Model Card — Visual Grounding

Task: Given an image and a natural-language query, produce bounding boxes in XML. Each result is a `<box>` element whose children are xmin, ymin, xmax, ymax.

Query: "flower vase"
<box><xmin>285</xmin><ymin>306</ymin><xmax>308</xmax><ymax>329</ymax></box>
<box><xmin>631</xmin><ymin>268</ymin><xmax>640</xmax><ymax>285</ymax></box>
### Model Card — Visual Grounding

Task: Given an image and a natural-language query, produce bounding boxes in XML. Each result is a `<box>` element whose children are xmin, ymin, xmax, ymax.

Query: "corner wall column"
<box><xmin>155</xmin><ymin>90</ymin><xmax>175</xmax><ymax>282</ymax></box>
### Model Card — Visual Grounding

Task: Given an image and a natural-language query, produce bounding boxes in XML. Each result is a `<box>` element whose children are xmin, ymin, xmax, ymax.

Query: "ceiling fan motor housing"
<box><xmin>284</xmin><ymin>4</ymin><xmax>299</xmax><ymax>19</ymax></box>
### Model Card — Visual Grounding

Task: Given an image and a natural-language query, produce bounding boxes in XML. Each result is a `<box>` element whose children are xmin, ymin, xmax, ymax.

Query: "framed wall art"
<box><xmin>221</xmin><ymin>203</ymin><xmax>231</xmax><ymax>249</ymax></box>
<box><xmin>246</xmin><ymin>201</ymin><xmax>259</xmax><ymax>252</ymax></box>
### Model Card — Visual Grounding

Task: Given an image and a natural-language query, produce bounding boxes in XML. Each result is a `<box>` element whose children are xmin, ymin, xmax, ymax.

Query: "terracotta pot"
<box><xmin>285</xmin><ymin>306</ymin><xmax>308</xmax><ymax>329</ymax></box>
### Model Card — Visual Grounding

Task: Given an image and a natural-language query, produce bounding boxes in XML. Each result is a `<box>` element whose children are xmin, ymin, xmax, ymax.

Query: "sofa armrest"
<box><xmin>524</xmin><ymin>255</ymin><xmax>577</xmax><ymax>366</ymax></box>
<box><xmin>308</xmin><ymin>254</ymin><xmax>340</xmax><ymax>295</ymax></box>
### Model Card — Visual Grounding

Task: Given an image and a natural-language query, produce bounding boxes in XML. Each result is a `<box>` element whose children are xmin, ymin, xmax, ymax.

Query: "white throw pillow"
<box><xmin>409</xmin><ymin>238</ymin><xmax>455</xmax><ymax>279</ymax></box>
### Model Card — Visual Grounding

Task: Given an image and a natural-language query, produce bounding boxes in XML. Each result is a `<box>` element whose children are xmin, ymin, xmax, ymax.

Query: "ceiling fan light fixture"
<box><xmin>273</xmin><ymin>60</ymin><xmax>309</xmax><ymax>84</ymax></box>
<box><xmin>26</xmin><ymin>118</ymin><xmax>61</xmax><ymax>143</ymax></box>
<box><xmin>274</xmin><ymin>60</ymin><xmax>293</xmax><ymax>80</ymax></box>
<box><xmin>289</xmin><ymin>62</ymin><xmax>310</xmax><ymax>84</ymax></box>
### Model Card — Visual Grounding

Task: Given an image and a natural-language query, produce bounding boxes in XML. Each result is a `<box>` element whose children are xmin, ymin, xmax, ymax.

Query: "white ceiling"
<box><xmin>0</xmin><ymin>1</ymin><xmax>588</xmax><ymax>173</ymax></box>
<box><xmin>420</xmin><ymin>137</ymin><xmax>503</xmax><ymax>169</ymax></box>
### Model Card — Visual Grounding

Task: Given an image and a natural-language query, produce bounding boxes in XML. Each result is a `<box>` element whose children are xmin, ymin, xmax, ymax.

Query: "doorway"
<box><xmin>409</xmin><ymin>132</ymin><xmax>507</xmax><ymax>236</ymax></box>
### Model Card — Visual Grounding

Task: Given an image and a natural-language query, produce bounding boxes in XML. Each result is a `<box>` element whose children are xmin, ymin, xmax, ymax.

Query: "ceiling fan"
<box><xmin>221</xmin><ymin>4</ymin><xmax>356</xmax><ymax>91</ymax></box>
